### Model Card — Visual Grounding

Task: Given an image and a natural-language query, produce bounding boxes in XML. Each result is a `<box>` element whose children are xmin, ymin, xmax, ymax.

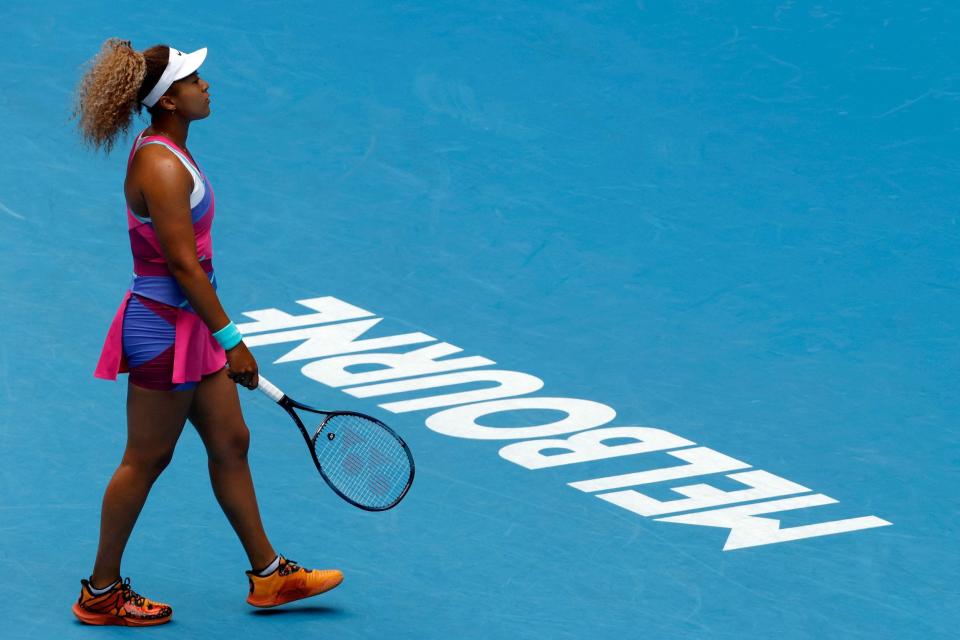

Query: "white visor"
<box><xmin>141</xmin><ymin>46</ymin><xmax>207</xmax><ymax>108</ymax></box>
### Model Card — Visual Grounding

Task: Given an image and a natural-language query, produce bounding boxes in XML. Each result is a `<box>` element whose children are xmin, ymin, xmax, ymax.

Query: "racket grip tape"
<box><xmin>256</xmin><ymin>375</ymin><xmax>285</xmax><ymax>403</ymax></box>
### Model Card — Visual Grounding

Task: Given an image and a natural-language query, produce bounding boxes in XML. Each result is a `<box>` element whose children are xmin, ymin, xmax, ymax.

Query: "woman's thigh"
<box><xmin>188</xmin><ymin>367</ymin><xmax>250</xmax><ymax>462</ymax></box>
<box><xmin>124</xmin><ymin>381</ymin><xmax>195</xmax><ymax>466</ymax></box>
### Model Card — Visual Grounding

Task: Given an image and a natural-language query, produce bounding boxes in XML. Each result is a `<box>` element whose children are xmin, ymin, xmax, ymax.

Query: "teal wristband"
<box><xmin>212</xmin><ymin>321</ymin><xmax>243</xmax><ymax>350</ymax></box>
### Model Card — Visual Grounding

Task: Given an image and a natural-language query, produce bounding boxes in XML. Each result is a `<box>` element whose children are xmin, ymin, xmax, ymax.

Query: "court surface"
<box><xmin>1</xmin><ymin>1</ymin><xmax>957</xmax><ymax>638</ymax></box>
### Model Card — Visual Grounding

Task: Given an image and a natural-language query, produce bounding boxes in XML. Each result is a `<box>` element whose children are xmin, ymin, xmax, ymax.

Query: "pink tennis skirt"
<box><xmin>95</xmin><ymin>291</ymin><xmax>227</xmax><ymax>391</ymax></box>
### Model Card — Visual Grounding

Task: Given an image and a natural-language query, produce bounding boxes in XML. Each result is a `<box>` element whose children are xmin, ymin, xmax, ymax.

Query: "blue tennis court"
<box><xmin>1</xmin><ymin>1</ymin><xmax>956</xmax><ymax>638</ymax></box>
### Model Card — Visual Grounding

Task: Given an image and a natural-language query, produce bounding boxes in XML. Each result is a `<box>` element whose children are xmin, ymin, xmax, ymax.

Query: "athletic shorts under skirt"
<box><xmin>123</xmin><ymin>294</ymin><xmax>199</xmax><ymax>391</ymax></box>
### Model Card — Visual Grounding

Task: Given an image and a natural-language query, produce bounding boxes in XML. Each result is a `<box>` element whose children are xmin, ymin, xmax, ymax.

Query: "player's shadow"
<box><xmin>250</xmin><ymin>604</ymin><xmax>348</xmax><ymax>618</ymax></box>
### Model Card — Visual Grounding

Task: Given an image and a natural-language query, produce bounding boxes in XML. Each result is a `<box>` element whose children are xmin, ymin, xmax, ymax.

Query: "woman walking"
<box><xmin>72</xmin><ymin>38</ymin><xmax>342</xmax><ymax>626</ymax></box>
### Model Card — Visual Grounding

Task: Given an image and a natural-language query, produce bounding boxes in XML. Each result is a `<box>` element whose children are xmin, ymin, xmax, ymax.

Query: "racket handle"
<box><xmin>256</xmin><ymin>375</ymin><xmax>285</xmax><ymax>403</ymax></box>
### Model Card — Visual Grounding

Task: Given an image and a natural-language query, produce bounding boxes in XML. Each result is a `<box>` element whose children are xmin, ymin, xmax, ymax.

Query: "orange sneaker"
<box><xmin>245</xmin><ymin>556</ymin><xmax>343</xmax><ymax>608</ymax></box>
<box><xmin>71</xmin><ymin>577</ymin><xmax>173</xmax><ymax>626</ymax></box>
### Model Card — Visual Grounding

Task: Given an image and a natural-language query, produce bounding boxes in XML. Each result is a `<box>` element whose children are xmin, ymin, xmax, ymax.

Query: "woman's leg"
<box><xmin>89</xmin><ymin>382</ymin><xmax>195</xmax><ymax>587</ymax></box>
<box><xmin>188</xmin><ymin>367</ymin><xmax>276</xmax><ymax>571</ymax></box>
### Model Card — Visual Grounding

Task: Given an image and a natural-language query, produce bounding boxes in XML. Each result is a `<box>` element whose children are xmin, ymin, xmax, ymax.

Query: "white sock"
<box><xmin>88</xmin><ymin>578</ymin><xmax>119</xmax><ymax>595</ymax></box>
<box><xmin>256</xmin><ymin>555</ymin><xmax>281</xmax><ymax>576</ymax></box>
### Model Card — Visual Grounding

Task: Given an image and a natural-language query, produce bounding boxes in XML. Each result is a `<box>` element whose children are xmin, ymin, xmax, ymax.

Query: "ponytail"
<box><xmin>73</xmin><ymin>38</ymin><xmax>147</xmax><ymax>153</ymax></box>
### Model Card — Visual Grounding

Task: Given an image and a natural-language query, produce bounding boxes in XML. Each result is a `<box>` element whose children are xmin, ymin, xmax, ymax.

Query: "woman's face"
<box><xmin>167</xmin><ymin>71</ymin><xmax>211</xmax><ymax>120</ymax></box>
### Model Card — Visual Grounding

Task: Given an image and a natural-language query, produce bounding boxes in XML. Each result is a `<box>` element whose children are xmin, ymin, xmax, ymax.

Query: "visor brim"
<box><xmin>172</xmin><ymin>47</ymin><xmax>207</xmax><ymax>81</ymax></box>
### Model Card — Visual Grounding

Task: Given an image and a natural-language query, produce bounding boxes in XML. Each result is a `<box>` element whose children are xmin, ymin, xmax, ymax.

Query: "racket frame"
<box><xmin>258</xmin><ymin>376</ymin><xmax>415</xmax><ymax>511</ymax></box>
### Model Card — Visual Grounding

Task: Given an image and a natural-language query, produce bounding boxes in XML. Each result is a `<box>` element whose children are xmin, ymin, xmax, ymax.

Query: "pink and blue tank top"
<box><xmin>127</xmin><ymin>130</ymin><xmax>217</xmax><ymax>306</ymax></box>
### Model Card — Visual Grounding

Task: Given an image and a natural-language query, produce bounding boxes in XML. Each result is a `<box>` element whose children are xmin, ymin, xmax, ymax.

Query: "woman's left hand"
<box><xmin>226</xmin><ymin>341</ymin><xmax>259</xmax><ymax>390</ymax></box>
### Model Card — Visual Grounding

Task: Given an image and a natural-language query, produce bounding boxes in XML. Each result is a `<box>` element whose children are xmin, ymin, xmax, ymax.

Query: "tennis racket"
<box><xmin>256</xmin><ymin>375</ymin><xmax>414</xmax><ymax>511</ymax></box>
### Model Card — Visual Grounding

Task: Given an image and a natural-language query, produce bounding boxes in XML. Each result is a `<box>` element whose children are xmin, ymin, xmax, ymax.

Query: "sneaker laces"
<box><xmin>279</xmin><ymin>558</ymin><xmax>302</xmax><ymax>576</ymax></box>
<box><xmin>119</xmin><ymin>577</ymin><xmax>146</xmax><ymax>607</ymax></box>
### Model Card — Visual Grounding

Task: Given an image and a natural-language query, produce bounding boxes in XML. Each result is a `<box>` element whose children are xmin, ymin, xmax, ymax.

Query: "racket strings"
<box><xmin>314</xmin><ymin>413</ymin><xmax>411</xmax><ymax>509</ymax></box>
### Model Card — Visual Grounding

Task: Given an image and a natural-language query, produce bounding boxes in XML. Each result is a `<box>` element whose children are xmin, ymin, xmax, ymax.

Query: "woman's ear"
<box><xmin>156</xmin><ymin>94</ymin><xmax>177</xmax><ymax>113</ymax></box>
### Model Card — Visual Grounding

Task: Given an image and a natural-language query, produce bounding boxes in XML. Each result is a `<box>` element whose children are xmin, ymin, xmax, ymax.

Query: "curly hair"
<box><xmin>73</xmin><ymin>39</ymin><xmax>169</xmax><ymax>154</ymax></box>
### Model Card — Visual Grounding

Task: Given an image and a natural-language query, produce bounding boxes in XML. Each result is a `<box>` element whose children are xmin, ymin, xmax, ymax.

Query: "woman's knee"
<box><xmin>209</xmin><ymin>424</ymin><xmax>251</xmax><ymax>465</ymax></box>
<box><xmin>121</xmin><ymin>447</ymin><xmax>176</xmax><ymax>480</ymax></box>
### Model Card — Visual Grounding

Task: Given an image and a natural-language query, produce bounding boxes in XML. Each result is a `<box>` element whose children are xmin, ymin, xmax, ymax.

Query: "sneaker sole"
<box><xmin>246</xmin><ymin>574</ymin><xmax>344</xmax><ymax>608</ymax></box>
<box><xmin>72</xmin><ymin>602</ymin><xmax>172</xmax><ymax>626</ymax></box>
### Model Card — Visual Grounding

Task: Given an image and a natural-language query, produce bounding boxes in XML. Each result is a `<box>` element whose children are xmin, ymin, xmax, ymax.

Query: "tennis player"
<box><xmin>72</xmin><ymin>39</ymin><xmax>342</xmax><ymax>626</ymax></box>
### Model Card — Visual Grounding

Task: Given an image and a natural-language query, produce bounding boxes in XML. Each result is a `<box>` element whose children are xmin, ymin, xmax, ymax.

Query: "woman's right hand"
<box><xmin>226</xmin><ymin>342</ymin><xmax>259</xmax><ymax>390</ymax></box>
